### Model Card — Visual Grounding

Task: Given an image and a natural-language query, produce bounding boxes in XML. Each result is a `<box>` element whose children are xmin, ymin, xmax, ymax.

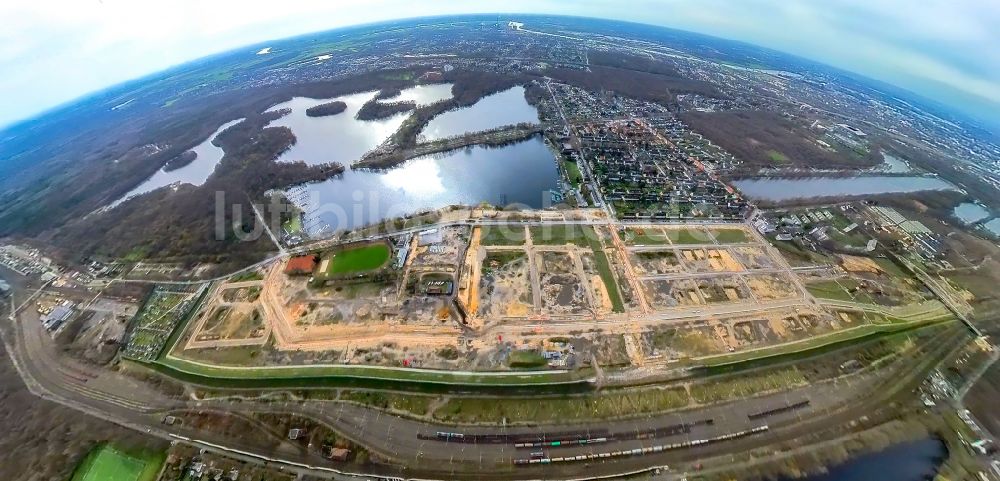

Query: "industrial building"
<box><xmin>41</xmin><ymin>303</ymin><xmax>75</xmax><ymax>331</ymax></box>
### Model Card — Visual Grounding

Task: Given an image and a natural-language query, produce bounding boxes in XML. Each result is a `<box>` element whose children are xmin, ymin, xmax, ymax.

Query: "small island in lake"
<box><xmin>305</xmin><ymin>100</ymin><xmax>347</xmax><ymax>117</ymax></box>
<box><xmin>356</xmin><ymin>99</ymin><xmax>416</xmax><ymax>121</ymax></box>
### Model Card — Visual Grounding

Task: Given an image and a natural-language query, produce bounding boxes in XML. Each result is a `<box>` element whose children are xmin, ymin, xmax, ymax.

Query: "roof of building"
<box><xmin>42</xmin><ymin>305</ymin><xmax>74</xmax><ymax>324</ymax></box>
<box><xmin>871</xmin><ymin>206</ymin><xmax>906</xmax><ymax>226</ymax></box>
<box><xmin>285</xmin><ymin>255</ymin><xmax>318</xmax><ymax>274</ymax></box>
<box><xmin>900</xmin><ymin>220</ymin><xmax>932</xmax><ymax>235</ymax></box>
<box><xmin>418</xmin><ymin>229</ymin><xmax>443</xmax><ymax>246</ymax></box>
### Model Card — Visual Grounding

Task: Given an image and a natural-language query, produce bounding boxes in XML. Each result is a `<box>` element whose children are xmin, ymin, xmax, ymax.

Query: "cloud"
<box><xmin>0</xmin><ymin>0</ymin><xmax>997</xmax><ymax>127</ymax></box>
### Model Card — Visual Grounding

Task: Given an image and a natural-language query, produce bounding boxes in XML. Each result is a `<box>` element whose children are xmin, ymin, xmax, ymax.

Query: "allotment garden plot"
<box><xmin>122</xmin><ymin>285</ymin><xmax>205</xmax><ymax>361</ymax></box>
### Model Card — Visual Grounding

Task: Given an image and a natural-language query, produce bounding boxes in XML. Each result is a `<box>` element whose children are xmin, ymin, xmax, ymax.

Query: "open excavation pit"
<box><xmin>536</xmin><ymin>250</ymin><xmax>591</xmax><ymax>315</ymax></box>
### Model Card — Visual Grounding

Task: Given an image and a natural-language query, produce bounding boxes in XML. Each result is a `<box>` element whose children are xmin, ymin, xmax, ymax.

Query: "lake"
<box><xmin>109</xmin><ymin>84</ymin><xmax>456</xmax><ymax>208</ymax></box>
<box><xmin>109</xmin><ymin>117</ymin><xmax>245</xmax><ymax>208</ymax></box>
<box><xmin>792</xmin><ymin>438</ymin><xmax>945</xmax><ymax>481</ymax></box>
<box><xmin>875</xmin><ymin>152</ymin><xmax>913</xmax><ymax>173</ymax></box>
<box><xmin>953</xmin><ymin>202</ymin><xmax>990</xmax><ymax>224</ymax></box>
<box><xmin>266</xmin><ymin>83</ymin><xmax>556</xmax><ymax>235</ymax></box>
<box><xmin>286</xmin><ymin>136</ymin><xmax>559</xmax><ymax>235</ymax></box>
<box><xmin>266</xmin><ymin>84</ymin><xmax>456</xmax><ymax>166</ymax></box>
<box><xmin>110</xmin><ymin>82</ymin><xmax>557</xmax><ymax>233</ymax></box>
<box><xmin>419</xmin><ymin>86</ymin><xmax>539</xmax><ymax>141</ymax></box>
<box><xmin>732</xmin><ymin>176</ymin><xmax>955</xmax><ymax>202</ymax></box>
<box><xmin>984</xmin><ymin>218</ymin><xmax>1000</xmax><ymax>237</ymax></box>
<box><xmin>385</xmin><ymin>83</ymin><xmax>454</xmax><ymax>104</ymax></box>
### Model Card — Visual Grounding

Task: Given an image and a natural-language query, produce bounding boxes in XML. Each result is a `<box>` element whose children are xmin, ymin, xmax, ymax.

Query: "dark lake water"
<box><xmin>732</xmin><ymin>176</ymin><xmax>955</xmax><ymax>201</ymax></box>
<box><xmin>788</xmin><ymin>438</ymin><xmax>945</xmax><ymax>481</ymax></box>
<box><xmin>286</xmin><ymin>136</ymin><xmax>558</xmax><ymax>234</ymax></box>
<box><xmin>418</xmin><ymin>86</ymin><xmax>539</xmax><ymax>141</ymax></box>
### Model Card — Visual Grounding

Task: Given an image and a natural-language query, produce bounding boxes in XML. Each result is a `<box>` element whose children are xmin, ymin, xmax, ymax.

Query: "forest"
<box><xmin>680</xmin><ymin>110</ymin><xmax>881</xmax><ymax>170</ymax></box>
<box><xmin>50</xmin><ymin>108</ymin><xmax>344</xmax><ymax>272</ymax></box>
<box><xmin>355</xmin><ymin>99</ymin><xmax>415</xmax><ymax>121</ymax></box>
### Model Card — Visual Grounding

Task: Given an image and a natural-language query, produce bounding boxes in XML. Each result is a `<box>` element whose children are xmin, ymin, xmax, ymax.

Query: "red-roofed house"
<box><xmin>284</xmin><ymin>255</ymin><xmax>318</xmax><ymax>276</ymax></box>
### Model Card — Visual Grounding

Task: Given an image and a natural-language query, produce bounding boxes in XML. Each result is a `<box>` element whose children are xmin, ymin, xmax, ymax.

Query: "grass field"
<box><xmin>711</xmin><ymin>228</ymin><xmax>749</xmax><ymax>244</ymax></box>
<box><xmin>592</xmin><ymin>249</ymin><xmax>625</xmax><ymax>312</ymax></box>
<box><xmin>282</xmin><ymin>213</ymin><xmax>303</xmax><ymax>235</ymax></box>
<box><xmin>326</xmin><ymin>244</ymin><xmax>390</xmax><ymax>275</ymax></box>
<box><xmin>341</xmin><ymin>390</ymin><xmax>433</xmax><ymax>415</ymax></box>
<box><xmin>229</xmin><ymin>270</ymin><xmax>263</xmax><ymax>282</ymax></box>
<box><xmin>564</xmin><ymin>160</ymin><xmax>583</xmax><ymax>186</ymax></box>
<box><xmin>766</xmin><ymin>149</ymin><xmax>790</xmax><ymax>164</ymax></box>
<box><xmin>478</xmin><ymin>225</ymin><xmax>527</xmax><ymax>246</ymax></box>
<box><xmin>623</xmin><ymin>228</ymin><xmax>672</xmax><ymax>245</ymax></box>
<box><xmin>694</xmin><ymin>315</ymin><xmax>954</xmax><ymax>374</ymax></box>
<box><xmin>432</xmin><ymin>387</ymin><xmax>689</xmax><ymax>423</ymax></box>
<box><xmin>71</xmin><ymin>444</ymin><xmax>163</xmax><ymax>481</ymax></box>
<box><xmin>529</xmin><ymin>224</ymin><xmax>598</xmax><ymax>247</ymax></box>
<box><xmin>509</xmin><ymin>350</ymin><xmax>548</xmax><ymax>368</ymax></box>
<box><xmin>665</xmin><ymin>228</ymin><xmax>712</xmax><ymax>245</ymax></box>
<box><xmin>690</xmin><ymin>368</ymin><xmax>805</xmax><ymax>404</ymax></box>
<box><xmin>153</xmin><ymin>353</ymin><xmax>596</xmax><ymax>395</ymax></box>
<box><xmin>806</xmin><ymin>279</ymin><xmax>868</xmax><ymax>303</ymax></box>
<box><xmin>579</xmin><ymin>230</ymin><xmax>626</xmax><ymax>313</ymax></box>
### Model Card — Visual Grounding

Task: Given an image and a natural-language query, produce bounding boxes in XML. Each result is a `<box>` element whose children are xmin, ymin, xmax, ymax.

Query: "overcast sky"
<box><xmin>2</xmin><ymin>0</ymin><xmax>999</xmax><ymax>129</ymax></box>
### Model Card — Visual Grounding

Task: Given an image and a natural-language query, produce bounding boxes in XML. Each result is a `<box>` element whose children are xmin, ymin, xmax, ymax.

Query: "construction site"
<box><xmin>165</xmin><ymin>216</ymin><xmax>950</xmax><ymax>374</ymax></box>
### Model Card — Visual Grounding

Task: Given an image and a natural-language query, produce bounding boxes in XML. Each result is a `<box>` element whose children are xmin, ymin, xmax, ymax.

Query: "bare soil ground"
<box><xmin>643</xmin><ymin>278</ymin><xmax>703</xmax><ymax>308</ymax></box>
<box><xmin>55</xmin><ymin>298</ymin><xmax>137</xmax><ymax>366</ymax></box>
<box><xmin>477</xmin><ymin>250</ymin><xmax>533</xmax><ymax>318</ymax></box>
<box><xmin>731</xmin><ymin>246</ymin><xmax>777</xmax><ymax>270</ymax></box>
<box><xmin>745</xmin><ymin>273</ymin><xmax>800</xmax><ymax>301</ymax></box>
<box><xmin>629</xmin><ymin>249</ymin><xmax>684</xmax><ymax>275</ymax></box>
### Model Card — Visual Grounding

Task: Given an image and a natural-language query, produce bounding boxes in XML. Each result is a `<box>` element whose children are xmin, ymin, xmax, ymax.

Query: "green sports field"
<box><xmin>71</xmin><ymin>444</ymin><xmax>163</xmax><ymax>481</ymax></box>
<box><xmin>711</xmin><ymin>228</ymin><xmax>749</xmax><ymax>244</ymax></box>
<box><xmin>326</xmin><ymin>243</ymin><xmax>391</xmax><ymax>275</ymax></box>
